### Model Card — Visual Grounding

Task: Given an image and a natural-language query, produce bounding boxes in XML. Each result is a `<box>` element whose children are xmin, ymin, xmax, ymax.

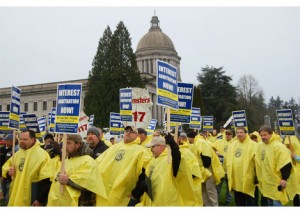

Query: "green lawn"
<box><xmin>218</xmin><ymin>182</ymin><xmax>294</xmax><ymax>207</ymax></box>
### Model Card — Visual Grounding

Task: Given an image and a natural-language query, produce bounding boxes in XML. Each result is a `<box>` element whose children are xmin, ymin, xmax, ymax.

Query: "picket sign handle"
<box><xmin>60</xmin><ymin>134</ymin><xmax>67</xmax><ymax>194</ymax></box>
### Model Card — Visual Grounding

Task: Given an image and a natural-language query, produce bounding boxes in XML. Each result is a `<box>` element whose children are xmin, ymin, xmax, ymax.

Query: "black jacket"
<box><xmin>91</xmin><ymin>140</ymin><xmax>109</xmax><ymax>159</ymax></box>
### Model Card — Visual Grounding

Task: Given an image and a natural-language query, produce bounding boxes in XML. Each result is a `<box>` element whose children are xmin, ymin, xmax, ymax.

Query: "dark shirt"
<box><xmin>91</xmin><ymin>140</ymin><xmax>109</xmax><ymax>159</ymax></box>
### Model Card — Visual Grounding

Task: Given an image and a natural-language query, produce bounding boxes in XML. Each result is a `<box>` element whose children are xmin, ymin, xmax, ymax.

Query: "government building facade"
<box><xmin>0</xmin><ymin>15</ymin><xmax>181</xmax><ymax>128</ymax></box>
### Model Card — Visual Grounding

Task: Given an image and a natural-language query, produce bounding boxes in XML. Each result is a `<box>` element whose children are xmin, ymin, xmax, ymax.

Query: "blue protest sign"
<box><xmin>89</xmin><ymin>114</ymin><xmax>95</xmax><ymax>127</ymax></box>
<box><xmin>38</xmin><ymin>117</ymin><xmax>47</xmax><ymax>138</ymax></box>
<box><xmin>23</xmin><ymin>113</ymin><xmax>42</xmax><ymax>139</ymax></box>
<box><xmin>203</xmin><ymin>116</ymin><xmax>214</xmax><ymax>132</ymax></box>
<box><xmin>189</xmin><ymin>107</ymin><xmax>201</xmax><ymax>130</ymax></box>
<box><xmin>0</xmin><ymin>112</ymin><xmax>12</xmax><ymax>134</ymax></box>
<box><xmin>276</xmin><ymin>109</ymin><xmax>295</xmax><ymax>136</ymax></box>
<box><xmin>110</xmin><ymin>112</ymin><xmax>121</xmax><ymax>135</ymax></box>
<box><xmin>146</xmin><ymin>119</ymin><xmax>157</xmax><ymax>135</ymax></box>
<box><xmin>55</xmin><ymin>83</ymin><xmax>82</xmax><ymax>134</ymax></box>
<box><xmin>156</xmin><ymin>60</ymin><xmax>178</xmax><ymax>109</ymax></box>
<box><xmin>170</xmin><ymin>82</ymin><xmax>193</xmax><ymax>123</ymax></box>
<box><xmin>232</xmin><ymin>110</ymin><xmax>248</xmax><ymax>130</ymax></box>
<box><xmin>8</xmin><ymin>86</ymin><xmax>21</xmax><ymax>129</ymax></box>
<box><xmin>119</xmin><ymin>88</ymin><xmax>133</xmax><ymax>122</ymax></box>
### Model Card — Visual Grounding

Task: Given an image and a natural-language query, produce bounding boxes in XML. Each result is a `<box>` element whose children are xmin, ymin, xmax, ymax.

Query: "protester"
<box><xmin>213</xmin><ymin>129</ymin><xmax>234</xmax><ymax>205</ymax></box>
<box><xmin>109</xmin><ymin>137</ymin><xmax>115</xmax><ymax>145</ymax></box>
<box><xmin>190</xmin><ymin>130</ymin><xmax>224</xmax><ymax>206</ymax></box>
<box><xmin>47</xmin><ymin>134</ymin><xmax>107</xmax><ymax>206</ymax></box>
<box><xmin>95</xmin><ymin>125</ymin><xmax>151</xmax><ymax>206</ymax></box>
<box><xmin>0</xmin><ymin>134</ymin><xmax>20</xmax><ymax>205</ymax></box>
<box><xmin>132</xmin><ymin>134</ymin><xmax>182</xmax><ymax>206</ymax></box>
<box><xmin>175</xmin><ymin>131</ymin><xmax>203</xmax><ymax>206</ymax></box>
<box><xmin>98</xmin><ymin>127</ymin><xmax>113</xmax><ymax>147</ymax></box>
<box><xmin>86</xmin><ymin>126</ymin><xmax>109</xmax><ymax>159</ymax></box>
<box><xmin>283</xmin><ymin>135</ymin><xmax>300</xmax><ymax>206</ymax></box>
<box><xmin>256</xmin><ymin>126</ymin><xmax>293</xmax><ymax>206</ymax></box>
<box><xmin>226</xmin><ymin>127</ymin><xmax>257</xmax><ymax>206</ymax></box>
<box><xmin>138</xmin><ymin>127</ymin><xmax>153</xmax><ymax>146</ymax></box>
<box><xmin>1</xmin><ymin>130</ymin><xmax>52</xmax><ymax>206</ymax></box>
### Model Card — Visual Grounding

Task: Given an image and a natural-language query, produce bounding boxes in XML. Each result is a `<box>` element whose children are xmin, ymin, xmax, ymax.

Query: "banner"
<box><xmin>146</xmin><ymin>119</ymin><xmax>157</xmax><ymax>135</ymax></box>
<box><xmin>276</xmin><ymin>109</ymin><xmax>295</xmax><ymax>136</ymax></box>
<box><xmin>189</xmin><ymin>107</ymin><xmax>201</xmax><ymax>130</ymax></box>
<box><xmin>203</xmin><ymin>116</ymin><xmax>214</xmax><ymax>132</ymax></box>
<box><xmin>37</xmin><ymin>117</ymin><xmax>47</xmax><ymax>139</ymax></box>
<box><xmin>8</xmin><ymin>86</ymin><xmax>21</xmax><ymax>130</ymax></box>
<box><xmin>120</xmin><ymin>88</ymin><xmax>133</xmax><ymax>122</ymax></box>
<box><xmin>232</xmin><ymin>110</ymin><xmax>248</xmax><ymax>130</ymax></box>
<box><xmin>124</xmin><ymin>87</ymin><xmax>153</xmax><ymax>129</ymax></box>
<box><xmin>55</xmin><ymin>83</ymin><xmax>82</xmax><ymax>134</ymax></box>
<box><xmin>0</xmin><ymin>112</ymin><xmax>12</xmax><ymax>135</ymax></box>
<box><xmin>110</xmin><ymin>112</ymin><xmax>122</xmax><ymax>136</ymax></box>
<box><xmin>156</xmin><ymin>60</ymin><xmax>178</xmax><ymax>110</ymax></box>
<box><xmin>78</xmin><ymin>112</ymin><xmax>89</xmax><ymax>139</ymax></box>
<box><xmin>170</xmin><ymin>82</ymin><xmax>193</xmax><ymax>124</ymax></box>
<box><xmin>23</xmin><ymin>113</ymin><xmax>42</xmax><ymax>139</ymax></box>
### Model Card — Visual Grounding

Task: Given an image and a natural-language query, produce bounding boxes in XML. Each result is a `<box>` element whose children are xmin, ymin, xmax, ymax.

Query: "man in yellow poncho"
<box><xmin>97</xmin><ymin>127</ymin><xmax>113</xmax><ymax>147</ymax></box>
<box><xmin>192</xmin><ymin>131</ymin><xmax>224</xmax><ymax>206</ymax></box>
<box><xmin>132</xmin><ymin>134</ymin><xmax>182</xmax><ymax>206</ymax></box>
<box><xmin>47</xmin><ymin>134</ymin><xmax>107</xmax><ymax>206</ymax></box>
<box><xmin>137</xmin><ymin>127</ymin><xmax>153</xmax><ymax>155</ymax></box>
<box><xmin>177</xmin><ymin>132</ymin><xmax>203</xmax><ymax>206</ymax></box>
<box><xmin>213</xmin><ymin>129</ymin><xmax>234</xmax><ymax>205</ymax></box>
<box><xmin>95</xmin><ymin>125</ymin><xmax>151</xmax><ymax>206</ymax></box>
<box><xmin>283</xmin><ymin>135</ymin><xmax>300</xmax><ymax>206</ymax></box>
<box><xmin>226</xmin><ymin>127</ymin><xmax>257</xmax><ymax>206</ymax></box>
<box><xmin>256</xmin><ymin>125</ymin><xmax>293</xmax><ymax>206</ymax></box>
<box><xmin>2</xmin><ymin>130</ymin><xmax>52</xmax><ymax>206</ymax></box>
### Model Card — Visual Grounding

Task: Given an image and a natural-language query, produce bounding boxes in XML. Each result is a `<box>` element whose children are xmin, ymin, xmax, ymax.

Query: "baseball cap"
<box><xmin>124</xmin><ymin>126</ymin><xmax>138</xmax><ymax>134</ymax></box>
<box><xmin>145</xmin><ymin>136</ymin><xmax>166</xmax><ymax>148</ymax></box>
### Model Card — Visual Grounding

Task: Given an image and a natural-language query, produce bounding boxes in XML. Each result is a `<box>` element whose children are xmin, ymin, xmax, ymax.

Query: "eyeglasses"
<box><xmin>226</xmin><ymin>133</ymin><xmax>232</xmax><ymax>135</ymax></box>
<box><xmin>125</xmin><ymin>130</ymin><xmax>136</xmax><ymax>134</ymax></box>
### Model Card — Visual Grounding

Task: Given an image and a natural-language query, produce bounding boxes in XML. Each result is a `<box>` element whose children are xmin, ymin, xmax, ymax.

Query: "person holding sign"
<box><xmin>132</xmin><ymin>134</ymin><xmax>182</xmax><ymax>206</ymax></box>
<box><xmin>95</xmin><ymin>126</ymin><xmax>151</xmax><ymax>206</ymax></box>
<box><xmin>225</xmin><ymin>127</ymin><xmax>257</xmax><ymax>206</ymax></box>
<box><xmin>1</xmin><ymin>130</ymin><xmax>52</xmax><ymax>206</ymax></box>
<box><xmin>47</xmin><ymin>134</ymin><xmax>107</xmax><ymax>206</ymax></box>
<box><xmin>256</xmin><ymin>126</ymin><xmax>293</xmax><ymax>206</ymax></box>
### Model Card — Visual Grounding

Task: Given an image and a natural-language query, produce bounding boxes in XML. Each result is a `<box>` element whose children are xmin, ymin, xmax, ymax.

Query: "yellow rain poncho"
<box><xmin>95</xmin><ymin>138</ymin><xmax>151</xmax><ymax>206</ymax></box>
<box><xmin>213</xmin><ymin>137</ymin><xmax>234</xmax><ymax>172</ymax></box>
<box><xmin>255</xmin><ymin>133</ymin><xmax>292</xmax><ymax>204</ymax></box>
<box><xmin>2</xmin><ymin>142</ymin><xmax>52</xmax><ymax>206</ymax></box>
<box><xmin>177</xmin><ymin>142</ymin><xmax>202</xmax><ymax>206</ymax></box>
<box><xmin>283</xmin><ymin>135</ymin><xmax>300</xmax><ymax>200</ymax></box>
<box><xmin>138</xmin><ymin>149</ymin><xmax>183</xmax><ymax>206</ymax></box>
<box><xmin>47</xmin><ymin>155</ymin><xmax>107</xmax><ymax>206</ymax></box>
<box><xmin>226</xmin><ymin>135</ymin><xmax>257</xmax><ymax>197</ymax></box>
<box><xmin>196</xmin><ymin>137</ymin><xmax>225</xmax><ymax>185</ymax></box>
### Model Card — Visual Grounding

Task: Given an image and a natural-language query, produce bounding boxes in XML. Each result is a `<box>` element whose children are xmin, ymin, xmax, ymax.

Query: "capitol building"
<box><xmin>0</xmin><ymin>15</ymin><xmax>182</xmax><ymax>128</ymax></box>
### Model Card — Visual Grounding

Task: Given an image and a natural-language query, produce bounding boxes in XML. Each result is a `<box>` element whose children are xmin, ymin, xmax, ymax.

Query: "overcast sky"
<box><xmin>1</xmin><ymin>6</ymin><xmax>300</xmax><ymax>103</ymax></box>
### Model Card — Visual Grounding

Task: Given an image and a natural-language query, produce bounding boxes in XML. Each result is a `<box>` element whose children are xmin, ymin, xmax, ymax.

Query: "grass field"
<box><xmin>218</xmin><ymin>182</ymin><xmax>294</xmax><ymax>207</ymax></box>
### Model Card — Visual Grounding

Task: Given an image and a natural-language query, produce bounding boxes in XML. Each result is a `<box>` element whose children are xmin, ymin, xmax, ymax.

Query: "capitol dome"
<box><xmin>136</xmin><ymin>16</ymin><xmax>176</xmax><ymax>53</ymax></box>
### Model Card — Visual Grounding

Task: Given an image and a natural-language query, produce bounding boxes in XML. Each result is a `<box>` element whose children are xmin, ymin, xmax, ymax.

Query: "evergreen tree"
<box><xmin>197</xmin><ymin>66</ymin><xmax>238</xmax><ymax>131</ymax></box>
<box><xmin>84</xmin><ymin>22</ymin><xmax>144</xmax><ymax>127</ymax></box>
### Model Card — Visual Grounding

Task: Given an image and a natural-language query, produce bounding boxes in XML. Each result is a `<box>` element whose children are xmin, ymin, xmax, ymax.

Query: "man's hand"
<box><xmin>280</xmin><ymin>179</ymin><xmax>287</xmax><ymax>189</ymax></box>
<box><xmin>32</xmin><ymin>200</ymin><xmax>42</xmax><ymax>206</ymax></box>
<box><xmin>8</xmin><ymin>166</ymin><xmax>15</xmax><ymax>177</ymax></box>
<box><xmin>58</xmin><ymin>172</ymin><xmax>69</xmax><ymax>185</ymax></box>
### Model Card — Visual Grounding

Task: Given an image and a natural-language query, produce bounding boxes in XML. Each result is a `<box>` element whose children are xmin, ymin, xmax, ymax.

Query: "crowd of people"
<box><xmin>0</xmin><ymin>124</ymin><xmax>300</xmax><ymax>207</ymax></box>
